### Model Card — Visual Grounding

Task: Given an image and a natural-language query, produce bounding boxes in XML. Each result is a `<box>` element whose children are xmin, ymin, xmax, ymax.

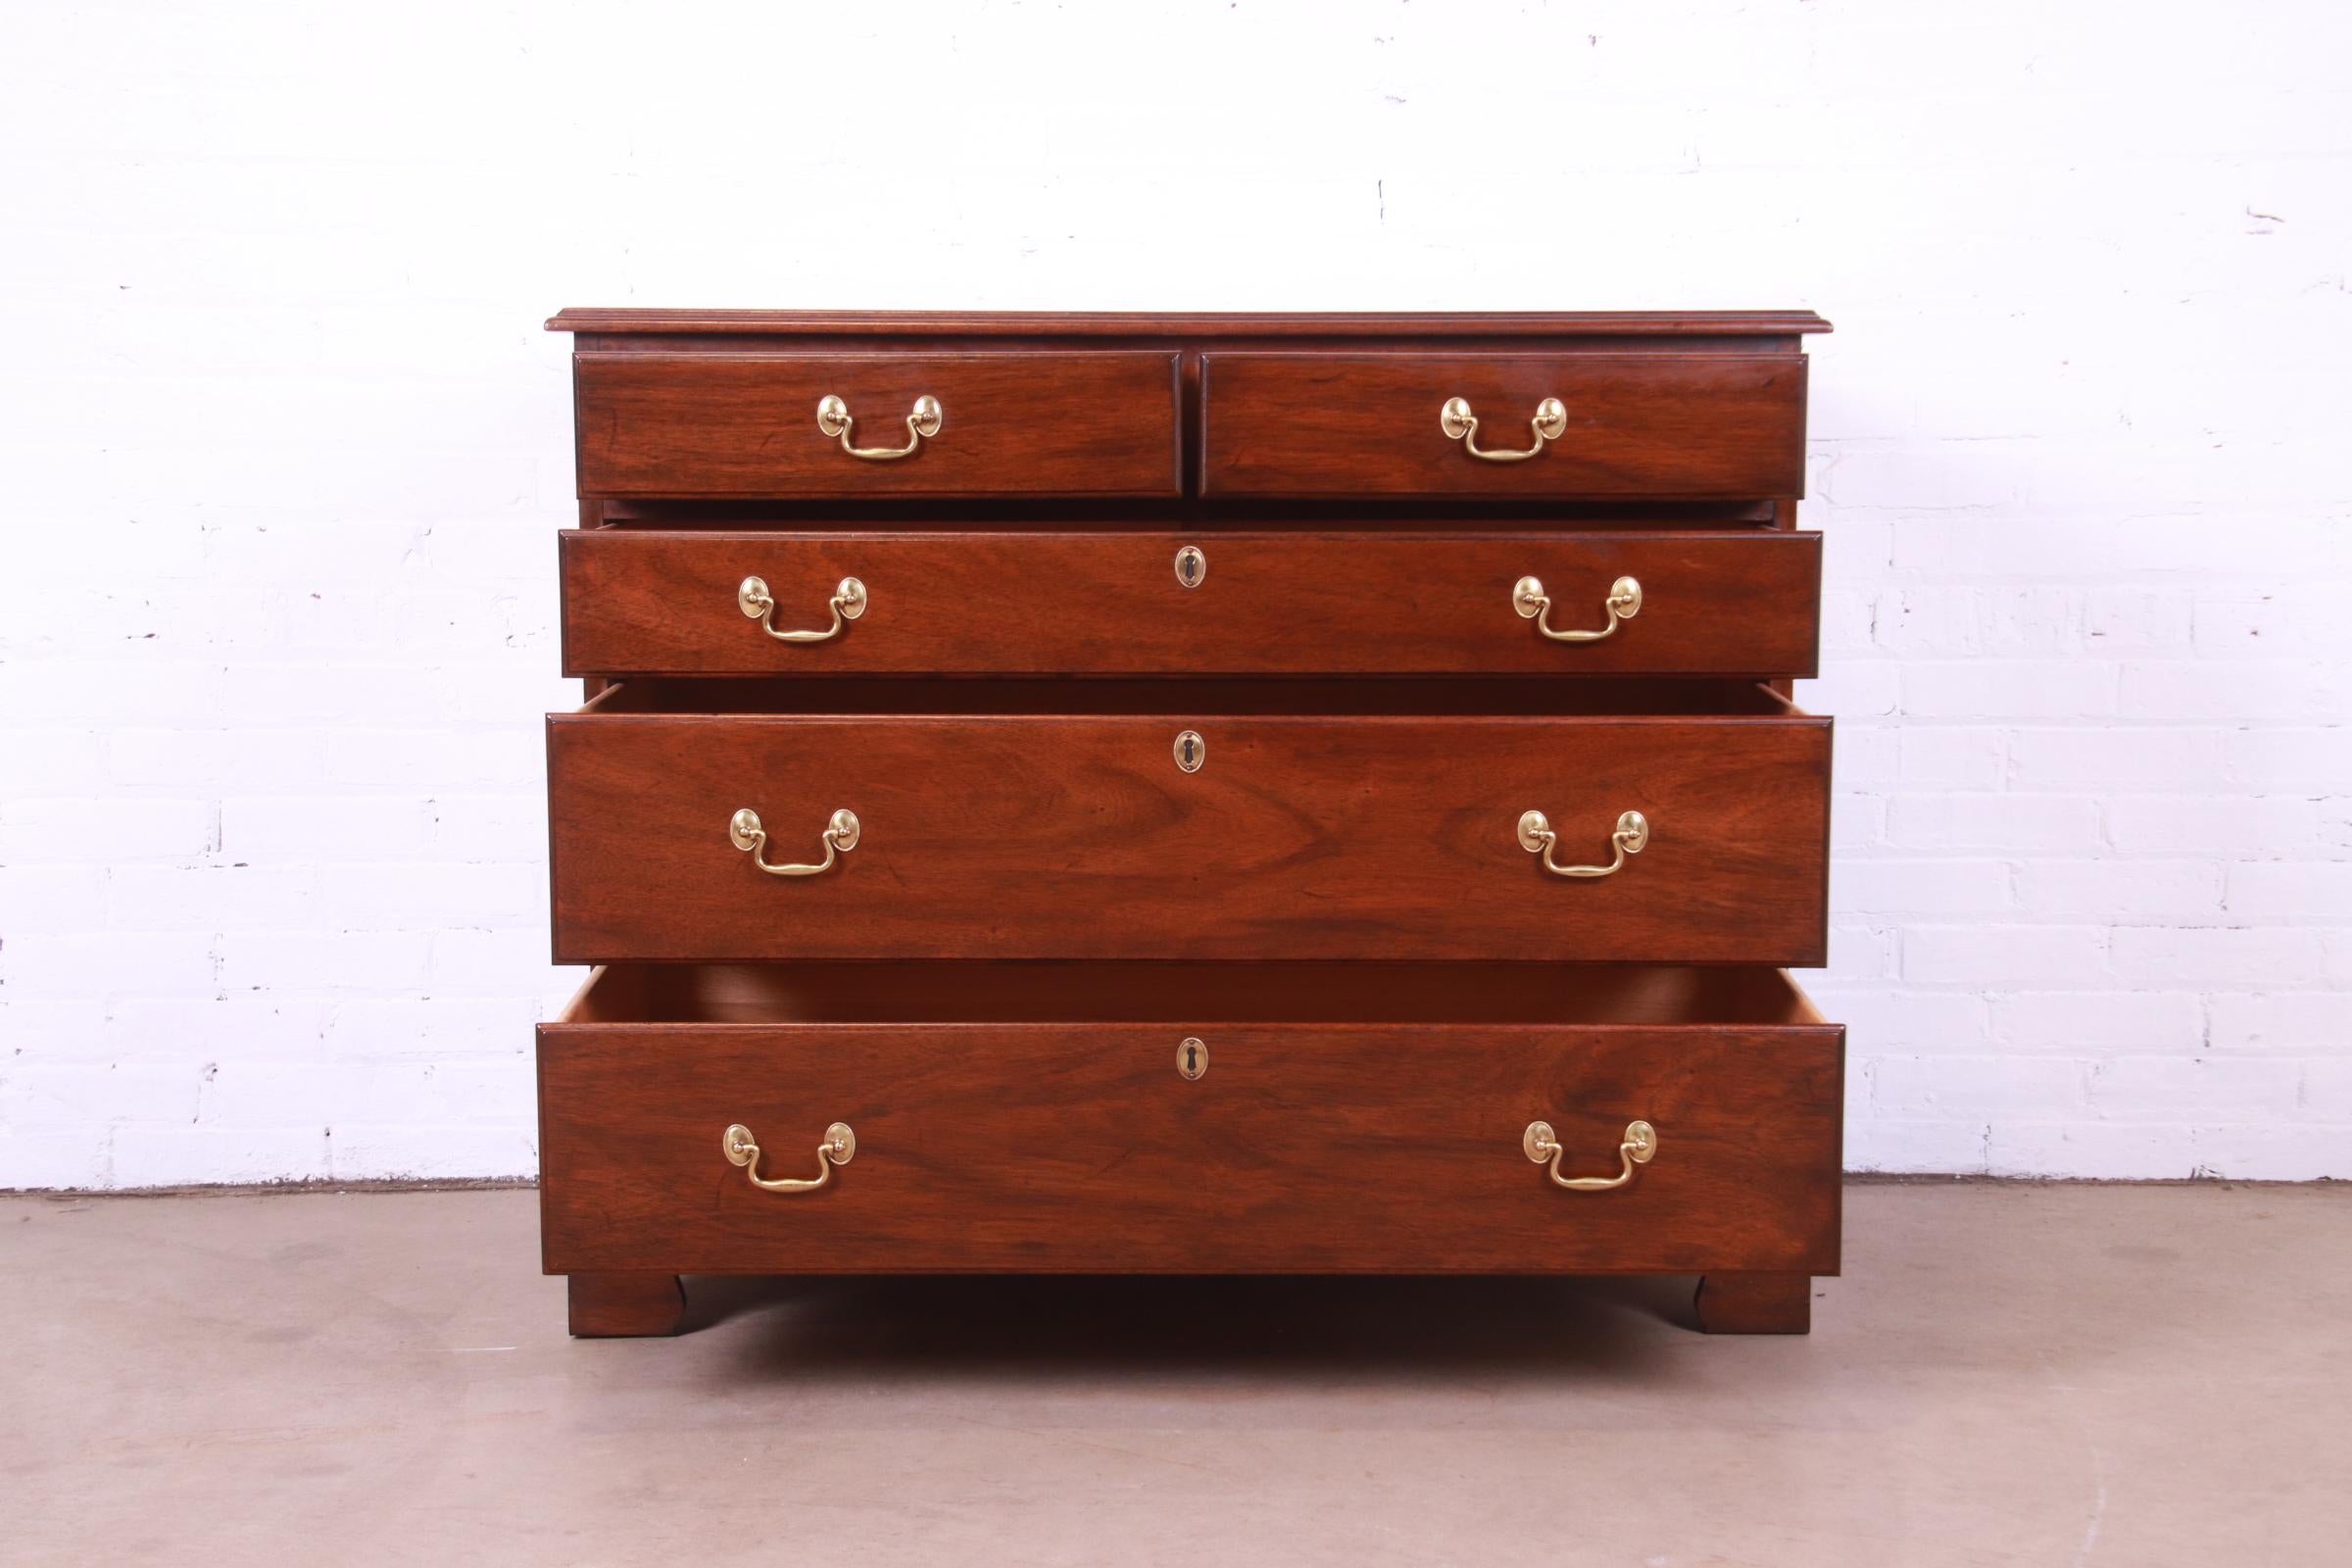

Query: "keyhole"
<box><xmin>1173</xmin><ymin>729</ymin><xmax>1205</xmax><ymax>773</ymax></box>
<box><xmin>1183</xmin><ymin>736</ymin><xmax>1196</xmax><ymax>764</ymax></box>
<box><xmin>1178</xmin><ymin>1037</ymin><xmax>1207</xmax><ymax>1080</ymax></box>
<box><xmin>1174</xmin><ymin>546</ymin><xmax>1205</xmax><ymax>588</ymax></box>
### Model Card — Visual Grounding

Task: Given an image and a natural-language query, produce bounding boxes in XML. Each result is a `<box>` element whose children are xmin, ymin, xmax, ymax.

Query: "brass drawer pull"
<box><xmin>1513</xmin><ymin>574</ymin><xmax>1642</xmax><ymax>643</ymax></box>
<box><xmin>1441</xmin><ymin>395</ymin><xmax>1566</xmax><ymax>463</ymax></box>
<box><xmin>816</xmin><ymin>393</ymin><xmax>942</xmax><ymax>461</ymax></box>
<box><xmin>723</xmin><ymin>1121</ymin><xmax>856</xmax><ymax>1193</ymax></box>
<box><xmin>1524</xmin><ymin>1119</ymin><xmax>1657</xmax><ymax>1191</ymax></box>
<box><xmin>729</xmin><ymin>807</ymin><xmax>860</xmax><ymax>877</ymax></box>
<box><xmin>1518</xmin><ymin>808</ymin><xmax>1648</xmax><ymax>878</ymax></box>
<box><xmin>738</xmin><ymin>574</ymin><xmax>866</xmax><ymax>643</ymax></box>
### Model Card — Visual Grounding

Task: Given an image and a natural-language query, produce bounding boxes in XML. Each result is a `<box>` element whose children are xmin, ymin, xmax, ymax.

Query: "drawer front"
<box><xmin>1200</xmin><ymin>353</ymin><xmax>1806</xmax><ymax>498</ymax></box>
<box><xmin>538</xmin><ymin>1015</ymin><xmax>1844</xmax><ymax>1275</ymax></box>
<box><xmin>547</xmin><ymin>712</ymin><xmax>1830</xmax><ymax>963</ymax></box>
<box><xmin>573</xmin><ymin>352</ymin><xmax>1183</xmax><ymax>498</ymax></box>
<box><xmin>561</xmin><ymin>529</ymin><xmax>1821</xmax><ymax>678</ymax></box>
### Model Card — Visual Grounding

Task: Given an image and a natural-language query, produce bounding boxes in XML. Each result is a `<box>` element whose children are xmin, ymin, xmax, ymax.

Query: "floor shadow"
<box><xmin>678</xmin><ymin>1273</ymin><xmax>1702</xmax><ymax>1385</ymax></box>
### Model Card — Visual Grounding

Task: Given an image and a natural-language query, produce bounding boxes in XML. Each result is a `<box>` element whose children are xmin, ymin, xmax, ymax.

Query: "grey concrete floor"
<box><xmin>3</xmin><ymin>1184</ymin><xmax>2345</xmax><ymax>1566</ymax></box>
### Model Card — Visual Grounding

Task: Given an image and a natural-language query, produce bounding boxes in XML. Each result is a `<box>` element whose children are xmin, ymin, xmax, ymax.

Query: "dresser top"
<box><xmin>545</xmin><ymin>309</ymin><xmax>1832</xmax><ymax>337</ymax></box>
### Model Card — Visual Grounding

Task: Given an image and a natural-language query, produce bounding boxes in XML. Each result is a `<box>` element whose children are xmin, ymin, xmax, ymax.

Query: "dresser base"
<box><xmin>558</xmin><ymin>1272</ymin><xmax>1819</xmax><ymax>1339</ymax></box>
<box><xmin>1693</xmin><ymin>1271</ymin><xmax>1813</xmax><ymax>1334</ymax></box>
<box><xmin>567</xmin><ymin>1271</ymin><xmax>686</xmax><ymax>1338</ymax></box>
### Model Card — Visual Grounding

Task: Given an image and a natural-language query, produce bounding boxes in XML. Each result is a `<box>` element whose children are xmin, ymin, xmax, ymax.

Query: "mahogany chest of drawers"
<box><xmin>539</xmin><ymin>309</ymin><xmax>1839</xmax><ymax>1338</ymax></box>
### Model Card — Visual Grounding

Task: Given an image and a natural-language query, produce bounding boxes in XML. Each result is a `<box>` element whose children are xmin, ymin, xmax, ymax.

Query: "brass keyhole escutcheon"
<box><xmin>1174</xmin><ymin>545</ymin><xmax>1206</xmax><ymax>588</ymax></box>
<box><xmin>1174</xmin><ymin>729</ymin><xmax>1205</xmax><ymax>773</ymax></box>
<box><xmin>1178</xmin><ymin>1037</ymin><xmax>1207</xmax><ymax>1081</ymax></box>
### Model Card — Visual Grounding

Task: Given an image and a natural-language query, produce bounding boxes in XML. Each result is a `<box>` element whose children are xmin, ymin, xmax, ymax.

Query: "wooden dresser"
<box><xmin>538</xmin><ymin>310</ymin><xmax>1840</xmax><ymax>1339</ymax></box>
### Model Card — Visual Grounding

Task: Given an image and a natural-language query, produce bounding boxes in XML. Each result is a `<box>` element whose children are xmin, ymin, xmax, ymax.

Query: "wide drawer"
<box><xmin>561</xmin><ymin>528</ymin><xmax>1821</xmax><ymax>678</ymax></box>
<box><xmin>546</xmin><ymin>682</ymin><xmax>1830</xmax><ymax>963</ymax></box>
<box><xmin>538</xmin><ymin>962</ymin><xmax>1844</xmax><ymax>1275</ymax></box>
<box><xmin>1200</xmin><ymin>353</ymin><xmax>1807</xmax><ymax>499</ymax></box>
<box><xmin>572</xmin><ymin>351</ymin><xmax>1183</xmax><ymax>498</ymax></box>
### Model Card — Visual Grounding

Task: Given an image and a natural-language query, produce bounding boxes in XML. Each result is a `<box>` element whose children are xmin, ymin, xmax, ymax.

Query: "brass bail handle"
<box><xmin>1524</xmin><ymin>1119</ymin><xmax>1657</xmax><ymax>1192</ymax></box>
<box><xmin>723</xmin><ymin>1121</ymin><xmax>856</xmax><ymax>1193</ymax></box>
<box><xmin>816</xmin><ymin>393</ymin><xmax>942</xmax><ymax>461</ymax></box>
<box><xmin>729</xmin><ymin>808</ymin><xmax>860</xmax><ymax>877</ymax></box>
<box><xmin>1441</xmin><ymin>395</ymin><xmax>1567</xmax><ymax>463</ymax></box>
<box><xmin>1518</xmin><ymin>808</ymin><xmax>1648</xmax><ymax>879</ymax></box>
<box><xmin>1513</xmin><ymin>574</ymin><xmax>1642</xmax><ymax>643</ymax></box>
<box><xmin>738</xmin><ymin>574</ymin><xmax>867</xmax><ymax>643</ymax></box>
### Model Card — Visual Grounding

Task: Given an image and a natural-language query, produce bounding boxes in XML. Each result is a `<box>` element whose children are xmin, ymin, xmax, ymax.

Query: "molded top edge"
<box><xmin>545</xmin><ymin>309</ymin><xmax>1833</xmax><ymax>336</ymax></box>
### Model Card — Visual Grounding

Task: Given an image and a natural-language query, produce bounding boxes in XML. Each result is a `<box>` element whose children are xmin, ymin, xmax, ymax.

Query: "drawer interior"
<box><xmin>587</xmin><ymin>501</ymin><xmax>1790</xmax><ymax>527</ymax></box>
<box><xmin>563</xmin><ymin>961</ymin><xmax>1828</xmax><ymax>1027</ymax></box>
<box><xmin>577</xmin><ymin>676</ymin><xmax>1805</xmax><ymax>717</ymax></box>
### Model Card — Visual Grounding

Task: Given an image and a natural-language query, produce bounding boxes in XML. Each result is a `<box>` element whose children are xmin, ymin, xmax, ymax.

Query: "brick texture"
<box><xmin>2</xmin><ymin>0</ymin><xmax>2347</xmax><ymax>1185</ymax></box>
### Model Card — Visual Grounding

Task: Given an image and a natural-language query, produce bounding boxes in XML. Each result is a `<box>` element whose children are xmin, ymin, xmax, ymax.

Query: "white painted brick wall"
<box><xmin>3</xmin><ymin>0</ymin><xmax>2348</xmax><ymax>1186</ymax></box>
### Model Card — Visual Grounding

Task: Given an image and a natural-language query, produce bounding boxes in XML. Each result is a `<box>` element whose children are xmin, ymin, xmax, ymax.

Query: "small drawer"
<box><xmin>539</xmin><ymin>961</ymin><xmax>1844</xmax><ymax>1276</ymax></box>
<box><xmin>572</xmin><ymin>351</ymin><xmax>1183</xmax><ymax>498</ymax></box>
<box><xmin>546</xmin><ymin>681</ymin><xmax>1830</xmax><ymax>964</ymax></box>
<box><xmin>1200</xmin><ymin>352</ymin><xmax>1807</xmax><ymax>499</ymax></box>
<box><xmin>560</xmin><ymin>528</ymin><xmax>1821</xmax><ymax>679</ymax></box>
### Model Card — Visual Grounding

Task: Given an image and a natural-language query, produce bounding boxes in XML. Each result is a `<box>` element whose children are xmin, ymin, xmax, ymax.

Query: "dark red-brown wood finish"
<box><xmin>545</xmin><ymin>690</ymin><xmax>1831</xmax><ymax>965</ymax></box>
<box><xmin>538</xmin><ymin>308</ymin><xmax>1839</xmax><ymax>1339</ymax></box>
<box><xmin>546</xmin><ymin>309</ymin><xmax>1832</xmax><ymax>339</ymax></box>
<box><xmin>1692</xmin><ymin>1271</ymin><xmax>1816</xmax><ymax>1334</ymax></box>
<box><xmin>566</xmin><ymin>1270</ymin><xmax>685</xmax><ymax>1338</ymax></box>
<box><xmin>573</xmin><ymin>352</ymin><xmax>1184</xmax><ymax>498</ymax></box>
<box><xmin>538</xmin><ymin>969</ymin><xmax>1843</xmax><ymax>1277</ymax></box>
<box><xmin>559</xmin><ymin>528</ymin><xmax>1822</xmax><ymax>678</ymax></box>
<box><xmin>1200</xmin><ymin>353</ymin><xmax>1807</xmax><ymax>499</ymax></box>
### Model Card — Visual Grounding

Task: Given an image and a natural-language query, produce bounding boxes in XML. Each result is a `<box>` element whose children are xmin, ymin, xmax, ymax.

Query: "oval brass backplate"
<box><xmin>1523</xmin><ymin>1120</ymin><xmax>1557</xmax><ymax>1162</ymax></box>
<box><xmin>825</xmin><ymin>808</ymin><xmax>862</xmax><ymax>853</ymax></box>
<box><xmin>1173</xmin><ymin>729</ymin><xmax>1205</xmax><ymax>773</ymax></box>
<box><xmin>823</xmin><ymin>1120</ymin><xmax>858</xmax><ymax>1164</ymax></box>
<box><xmin>1174</xmin><ymin>545</ymin><xmax>1206</xmax><ymax>588</ymax></box>
<box><xmin>1177</xmin><ymin>1037</ymin><xmax>1207</xmax><ymax>1081</ymax></box>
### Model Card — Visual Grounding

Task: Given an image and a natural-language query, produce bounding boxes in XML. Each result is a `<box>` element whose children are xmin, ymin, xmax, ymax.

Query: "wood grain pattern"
<box><xmin>534</xmin><ymin>308</ymin><xmax>1841</xmax><ymax>1333</ymax></box>
<box><xmin>1200</xmin><ymin>353</ymin><xmax>1807</xmax><ymax>499</ymax></box>
<box><xmin>559</xmin><ymin>528</ymin><xmax>1821</xmax><ymax>678</ymax></box>
<box><xmin>538</xmin><ymin>979</ymin><xmax>1844</xmax><ymax>1275</ymax></box>
<box><xmin>546</xmin><ymin>701</ymin><xmax>1832</xmax><ymax>964</ymax></box>
<box><xmin>573</xmin><ymin>352</ymin><xmax>1183</xmax><ymax>498</ymax></box>
<box><xmin>549</xmin><ymin>309</ymin><xmax>1835</xmax><ymax>338</ymax></box>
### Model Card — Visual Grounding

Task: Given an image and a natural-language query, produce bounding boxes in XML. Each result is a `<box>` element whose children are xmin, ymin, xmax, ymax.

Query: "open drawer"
<box><xmin>546</xmin><ymin>680</ymin><xmax>1833</xmax><ymax>965</ymax></box>
<box><xmin>559</xmin><ymin>527</ymin><xmax>1822</xmax><ymax>679</ymax></box>
<box><xmin>539</xmin><ymin>961</ymin><xmax>1844</xmax><ymax>1276</ymax></box>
